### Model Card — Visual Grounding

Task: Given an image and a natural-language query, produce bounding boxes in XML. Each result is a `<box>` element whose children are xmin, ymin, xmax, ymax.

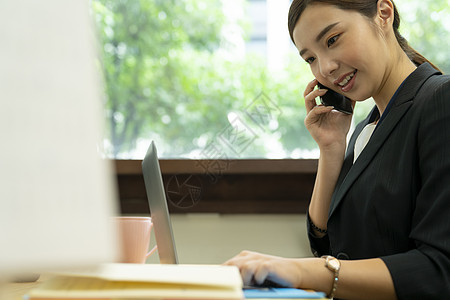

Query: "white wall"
<box><xmin>147</xmin><ymin>214</ymin><xmax>312</xmax><ymax>264</ymax></box>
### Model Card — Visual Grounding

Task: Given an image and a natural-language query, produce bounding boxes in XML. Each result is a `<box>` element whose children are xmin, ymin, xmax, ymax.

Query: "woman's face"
<box><xmin>293</xmin><ymin>3</ymin><xmax>390</xmax><ymax>101</ymax></box>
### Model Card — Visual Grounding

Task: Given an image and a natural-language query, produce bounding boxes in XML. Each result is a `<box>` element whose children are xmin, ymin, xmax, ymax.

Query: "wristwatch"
<box><xmin>322</xmin><ymin>255</ymin><xmax>340</xmax><ymax>299</ymax></box>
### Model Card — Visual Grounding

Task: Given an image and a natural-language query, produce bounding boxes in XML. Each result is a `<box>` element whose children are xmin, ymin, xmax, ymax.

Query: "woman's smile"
<box><xmin>337</xmin><ymin>70</ymin><xmax>357</xmax><ymax>92</ymax></box>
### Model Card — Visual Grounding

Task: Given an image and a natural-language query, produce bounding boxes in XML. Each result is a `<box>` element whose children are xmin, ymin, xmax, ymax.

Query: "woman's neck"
<box><xmin>373</xmin><ymin>51</ymin><xmax>417</xmax><ymax>116</ymax></box>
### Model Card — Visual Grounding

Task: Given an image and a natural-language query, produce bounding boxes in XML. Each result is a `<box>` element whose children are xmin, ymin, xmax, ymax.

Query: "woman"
<box><xmin>225</xmin><ymin>0</ymin><xmax>450</xmax><ymax>299</ymax></box>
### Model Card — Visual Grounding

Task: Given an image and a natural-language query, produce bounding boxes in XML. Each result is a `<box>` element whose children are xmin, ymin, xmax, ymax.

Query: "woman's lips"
<box><xmin>340</xmin><ymin>70</ymin><xmax>357</xmax><ymax>93</ymax></box>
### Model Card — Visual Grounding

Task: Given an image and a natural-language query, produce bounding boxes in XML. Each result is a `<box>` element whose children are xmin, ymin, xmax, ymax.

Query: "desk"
<box><xmin>3</xmin><ymin>275</ymin><xmax>46</xmax><ymax>300</ymax></box>
<box><xmin>3</xmin><ymin>273</ymin><xmax>327</xmax><ymax>300</ymax></box>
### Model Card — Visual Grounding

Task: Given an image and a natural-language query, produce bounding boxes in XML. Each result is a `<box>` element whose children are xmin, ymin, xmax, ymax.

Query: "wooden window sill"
<box><xmin>114</xmin><ymin>159</ymin><xmax>317</xmax><ymax>214</ymax></box>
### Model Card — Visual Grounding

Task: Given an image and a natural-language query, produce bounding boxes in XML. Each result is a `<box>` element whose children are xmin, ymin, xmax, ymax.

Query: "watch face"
<box><xmin>327</xmin><ymin>257</ymin><xmax>341</xmax><ymax>271</ymax></box>
<box><xmin>329</xmin><ymin>259</ymin><xmax>340</xmax><ymax>269</ymax></box>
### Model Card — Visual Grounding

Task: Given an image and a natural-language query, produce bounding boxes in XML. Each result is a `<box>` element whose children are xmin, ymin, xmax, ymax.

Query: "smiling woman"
<box><xmin>224</xmin><ymin>0</ymin><xmax>450</xmax><ymax>299</ymax></box>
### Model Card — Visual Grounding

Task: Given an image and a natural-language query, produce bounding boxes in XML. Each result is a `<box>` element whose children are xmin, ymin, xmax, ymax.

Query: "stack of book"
<box><xmin>25</xmin><ymin>263</ymin><xmax>243</xmax><ymax>300</ymax></box>
<box><xmin>25</xmin><ymin>263</ymin><xmax>327</xmax><ymax>300</ymax></box>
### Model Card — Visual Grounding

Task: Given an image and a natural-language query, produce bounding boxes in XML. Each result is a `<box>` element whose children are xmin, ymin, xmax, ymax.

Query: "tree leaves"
<box><xmin>92</xmin><ymin>0</ymin><xmax>450</xmax><ymax>158</ymax></box>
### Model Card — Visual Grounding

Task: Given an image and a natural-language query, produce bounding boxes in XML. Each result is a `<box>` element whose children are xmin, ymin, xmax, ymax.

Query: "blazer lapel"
<box><xmin>328</xmin><ymin>63</ymin><xmax>441</xmax><ymax>218</ymax></box>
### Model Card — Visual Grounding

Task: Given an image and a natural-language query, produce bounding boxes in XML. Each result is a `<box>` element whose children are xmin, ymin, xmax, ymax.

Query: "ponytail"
<box><xmin>392</xmin><ymin>4</ymin><xmax>442</xmax><ymax>72</ymax></box>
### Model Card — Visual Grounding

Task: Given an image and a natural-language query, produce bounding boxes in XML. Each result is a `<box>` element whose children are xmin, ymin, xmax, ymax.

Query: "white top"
<box><xmin>354</xmin><ymin>123</ymin><xmax>377</xmax><ymax>163</ymax></box>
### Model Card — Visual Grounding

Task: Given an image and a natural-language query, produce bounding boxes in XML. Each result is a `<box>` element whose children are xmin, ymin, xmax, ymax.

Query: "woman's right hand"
<box><xmin>303</xmin><ymin>79</ymin><xmax>354</xmax><ymax>151</ymax></box>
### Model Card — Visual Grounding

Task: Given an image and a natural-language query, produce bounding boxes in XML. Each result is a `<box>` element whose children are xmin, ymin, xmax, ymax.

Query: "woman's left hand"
<box><xmin>223</xmin><ymin>250</ymin><xmax>305</xmax><ymax>288</ymax></box>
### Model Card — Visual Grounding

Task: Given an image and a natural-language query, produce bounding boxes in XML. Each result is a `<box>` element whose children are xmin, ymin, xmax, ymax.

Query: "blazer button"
<box><xmin>337</xmin><ymin>252</ymin><xmax>350</xmax><ymax>260</ymax></box>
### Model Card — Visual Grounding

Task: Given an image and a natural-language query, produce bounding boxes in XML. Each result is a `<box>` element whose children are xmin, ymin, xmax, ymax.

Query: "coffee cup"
<box><xmin>113</xmin><ymin>216</ymin><xmax>157</xmax><ymax>264</ymax></box>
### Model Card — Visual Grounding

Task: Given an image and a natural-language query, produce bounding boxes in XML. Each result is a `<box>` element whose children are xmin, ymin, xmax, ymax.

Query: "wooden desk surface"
<box><xmin>3</xmin><ymin>275</ymin><xmax>46</xmax><ymax>300</ymax></box>
<box><xmin>2</xmin><ymin>274</ymin><xmax>328</xmax><ymax>300</ymax></box>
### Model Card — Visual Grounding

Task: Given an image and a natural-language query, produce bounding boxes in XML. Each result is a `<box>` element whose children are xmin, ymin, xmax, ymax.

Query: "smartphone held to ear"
<box><xmin>317</xmin><ymin>82</ymin><xmax>353</xmax><ymax>115</ymax></box>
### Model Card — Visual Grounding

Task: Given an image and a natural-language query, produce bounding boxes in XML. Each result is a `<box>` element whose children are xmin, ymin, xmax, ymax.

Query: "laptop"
<box><xmin>141</xmin><ymin>141</ymin><xmax>326</xmax><ymax>299</ymax></box>
<box><xmin>142</xmin><ymin>141</ymin><xmax>179</xmax><ymax>264</ymax></box>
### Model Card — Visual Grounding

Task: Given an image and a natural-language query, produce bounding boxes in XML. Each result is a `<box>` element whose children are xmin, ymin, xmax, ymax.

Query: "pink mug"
<box><xmin>113</xmin><ymin>217</ymin><xmax>158</xmax><ymax>264</ymax></box>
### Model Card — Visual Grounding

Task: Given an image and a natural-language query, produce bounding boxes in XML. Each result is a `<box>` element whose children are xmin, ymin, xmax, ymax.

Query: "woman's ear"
<box><xmin>375</xmin><ymin>0</ymin><xmax>395</xmax><ymax>31</ymax></box>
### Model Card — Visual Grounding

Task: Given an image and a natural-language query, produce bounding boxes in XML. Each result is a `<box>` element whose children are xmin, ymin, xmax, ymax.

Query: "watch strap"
<box><xmin>322</xmin><ymin>255</ymin><xmax>340</xmax><ymax>299</ymax></box>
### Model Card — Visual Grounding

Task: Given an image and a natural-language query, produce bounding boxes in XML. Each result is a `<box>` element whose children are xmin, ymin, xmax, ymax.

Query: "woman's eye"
<box><xmin>327</xmin><ymin>35</ymin><xmax>340</xmax><ymax>47</ymax></box>
<box><xmin>305</xmin><ymin>57</ymin><xmax>315</xmax><ymax>64</ymax></box>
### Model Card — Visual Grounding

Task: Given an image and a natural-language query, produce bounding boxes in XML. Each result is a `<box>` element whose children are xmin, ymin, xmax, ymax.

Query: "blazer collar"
<box><xmin>328</xmin><ymin>63</ymin><xmax>441</xmax><ymax>217</ymax></box>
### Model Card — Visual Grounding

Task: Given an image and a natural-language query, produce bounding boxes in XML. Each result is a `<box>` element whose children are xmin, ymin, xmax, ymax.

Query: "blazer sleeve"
<box><xmin>306</xmin><ymin>111</ymin><xmax>374</xmax><ymax>258</ymax></box>
<box><xmin>306</xmin><ymin>210</ymin><xmax>330</xmax><ymax>257</ymax></box>
<box><xmin>380</xmin><ymin>78</ymin><xmax>450</xmax><ymax>299</ymax></box>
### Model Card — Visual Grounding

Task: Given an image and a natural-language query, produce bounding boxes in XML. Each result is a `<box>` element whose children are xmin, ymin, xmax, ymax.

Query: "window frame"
<box><xmin>115</xmin><ymin>159</ymin><xmax>317</xmax><ymax>214</ymax></box>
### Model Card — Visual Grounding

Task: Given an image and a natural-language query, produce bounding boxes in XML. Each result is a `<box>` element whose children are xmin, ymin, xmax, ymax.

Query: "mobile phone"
<box><xmin>317</xmin><ymin>82</ymin><xmax>353</xmax><ymax>115</ymax></box>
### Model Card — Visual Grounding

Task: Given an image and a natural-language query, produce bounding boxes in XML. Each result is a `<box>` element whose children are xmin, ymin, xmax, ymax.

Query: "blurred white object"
<box><xmin>0</xmin><ymin>0</ymin><xmax>119</xmax><ymax>278</ymax></box>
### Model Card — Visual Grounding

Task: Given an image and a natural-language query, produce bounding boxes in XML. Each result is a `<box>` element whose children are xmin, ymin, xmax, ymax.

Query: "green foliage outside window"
<box><xmin>92</xmin><ymin>0</ymin><xmax>450</xmax><ymax>159</ymax></box>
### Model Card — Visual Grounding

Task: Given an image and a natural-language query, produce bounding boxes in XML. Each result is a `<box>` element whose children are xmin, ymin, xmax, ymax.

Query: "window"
<box><xmin>92</xmin><ymin>0</ymin><xmax>450</xmax><ymax>159</ymax></box>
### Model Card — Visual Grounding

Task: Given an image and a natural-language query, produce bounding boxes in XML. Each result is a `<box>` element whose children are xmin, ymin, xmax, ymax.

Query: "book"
<box><xmin>26</xmin><ymin>263</ymin><xmax>244</xmax><ymax>299</ymax></box>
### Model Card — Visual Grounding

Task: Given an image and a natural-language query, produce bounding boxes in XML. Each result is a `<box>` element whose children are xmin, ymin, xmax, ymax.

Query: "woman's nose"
<box><xmin>318</xmin><ymin>57</ymin><xmax>338</xmax><ymax>78</ymax></box>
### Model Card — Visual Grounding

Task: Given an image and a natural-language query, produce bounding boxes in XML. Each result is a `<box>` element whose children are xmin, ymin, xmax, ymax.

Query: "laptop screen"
<box><xmin>142</xmin><ymin>141</ymin><xmax>179</xmax><ymax>264</ymax></box>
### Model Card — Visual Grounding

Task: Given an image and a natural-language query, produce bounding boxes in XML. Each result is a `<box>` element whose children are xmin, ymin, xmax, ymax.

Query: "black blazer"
<box><xmin>307</xmin><ymin>63</ymin><xmax>450</xmax><ymax>299</ymax></box>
